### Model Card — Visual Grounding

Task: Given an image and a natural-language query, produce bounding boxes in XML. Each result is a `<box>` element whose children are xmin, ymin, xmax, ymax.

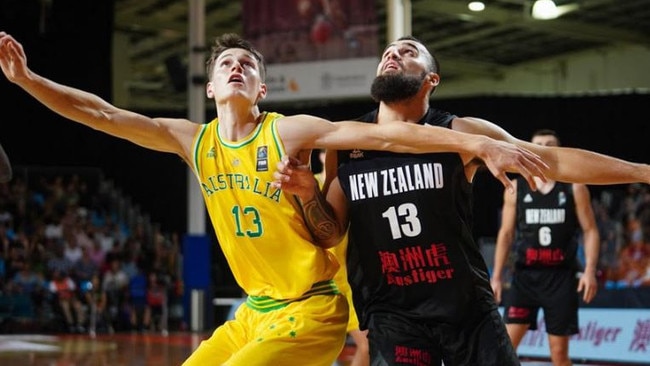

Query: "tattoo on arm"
<box><xmin>301</xmin><ymin>185</ymin><xmax>339</xmax><ymax>244</ymax></box>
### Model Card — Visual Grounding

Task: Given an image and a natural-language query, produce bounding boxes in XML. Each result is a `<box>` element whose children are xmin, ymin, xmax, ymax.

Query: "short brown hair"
<box><xmin>531</xmin><ymin>129</ymin><xmax>561</xmax><ymax>146</ymax></box>
<box><xmin>206</xmin><ymin>33</ymin><xmax>266</xmax><ymax>82</ymax></box>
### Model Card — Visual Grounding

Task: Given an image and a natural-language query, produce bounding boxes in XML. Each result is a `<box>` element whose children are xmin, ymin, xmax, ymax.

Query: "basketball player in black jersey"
<box><xmin>491</xmin><ymin>130</ymin><xmax>599</xmax><ymax>366</ymax></box>
<box><xmin>273</xmin><ymin>36</ymin><xmax>650</xmax><ymax>366</ymax></box>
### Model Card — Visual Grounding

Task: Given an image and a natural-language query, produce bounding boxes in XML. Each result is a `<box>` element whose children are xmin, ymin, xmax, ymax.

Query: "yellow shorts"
<box><xmin>183</xmin><ymin>293</ymin><xmax>348</xmax><ymax>366</ymax></box>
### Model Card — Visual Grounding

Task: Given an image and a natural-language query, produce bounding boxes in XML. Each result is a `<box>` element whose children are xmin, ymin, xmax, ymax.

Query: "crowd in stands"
<box><xmin>0</xmin><ymin>169</ymin><xmax>183</xmax><ymax>335</ymax></box>
<box><xmin>596</xmin><ymin>183</ymin><xmax>650</xmax><ymax>288</ymax></box>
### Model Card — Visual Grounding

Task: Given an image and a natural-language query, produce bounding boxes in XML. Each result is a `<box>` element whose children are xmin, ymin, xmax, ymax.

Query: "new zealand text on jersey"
<box><xmin>525</xmin><ymin>208</ymin><xmax>566</xmax><ymax>224</ymax></box>
<box><xmin>348</xmin><ymin>162</ymin><xmax>444</xmax><ymax>201</ymax></box>
<box><xmin>200</xmin><ymin>173</ymin><xmax>281</xmax><ymax>202</ymax></box>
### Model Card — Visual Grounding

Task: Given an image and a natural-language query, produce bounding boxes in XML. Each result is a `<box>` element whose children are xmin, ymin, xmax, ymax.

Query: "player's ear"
<box><xmin>258</xmin><ymin>83</ymin><xmax>267</xmax><ymax>100</ymax></box>
<box><xmin>428</xmin><ymin>72</ymin><xmax>440</xmax><ymax>87</ymax></box>
<box><xmin>206</xmin><ymin>82</ymin><xmax>215</xmax><ymax>99</ymax></box>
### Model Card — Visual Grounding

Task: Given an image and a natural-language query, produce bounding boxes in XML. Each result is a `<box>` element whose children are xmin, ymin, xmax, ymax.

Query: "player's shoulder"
<box><xmin>273</xmin><ymin>113</ymin><xmax>321</xmax><ymax>125</ymax></box>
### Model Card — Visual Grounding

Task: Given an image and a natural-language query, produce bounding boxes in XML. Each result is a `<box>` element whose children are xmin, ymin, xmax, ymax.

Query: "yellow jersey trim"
<box><xmin>246</xmin><ymin>280</ymin><xmax>340</xmax><ymax>313</ymax></box>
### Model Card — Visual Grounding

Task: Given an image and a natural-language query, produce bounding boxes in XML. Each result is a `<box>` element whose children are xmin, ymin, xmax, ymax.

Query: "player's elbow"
<box><xmin>312</xmin><ymin>226</ymin><xmax>346</xmax><ymax>249</ymax></box>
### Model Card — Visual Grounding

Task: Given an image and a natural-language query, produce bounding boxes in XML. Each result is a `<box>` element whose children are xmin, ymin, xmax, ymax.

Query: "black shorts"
<box><xmin>366</xmin><ymin>309</ymin><xmax>520</xmax><ymax>366</ymax></box>
<box><xmin>503</xmin><ymin>268</ymin><xmax>579</xmax><ymax>335</ymax></box>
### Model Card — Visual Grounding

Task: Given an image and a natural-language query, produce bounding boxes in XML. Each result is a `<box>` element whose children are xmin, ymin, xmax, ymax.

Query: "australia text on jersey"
<box><xmin>348</xmin><ymin>162</ymin><xmax>444</xmax><ymax>201</ymax></box>
<box><xmin>200</xmin><ymin>173</ymin><xmax>281</xmax><ymax>202</ymax></box>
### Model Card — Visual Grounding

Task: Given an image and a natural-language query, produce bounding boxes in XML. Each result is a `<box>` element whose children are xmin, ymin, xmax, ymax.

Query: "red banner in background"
<box><xmin>243</xmin><ymin>0</ymin><xmax>379</xmax><ymax>64</ymax></box>
<box><xmin>243</xmin><ymin>0</ymin><xmax>380</xmax><ymax>103</ymax></box>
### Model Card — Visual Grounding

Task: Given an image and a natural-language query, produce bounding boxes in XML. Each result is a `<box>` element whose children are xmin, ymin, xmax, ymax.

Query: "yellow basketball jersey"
<box><xmin>191</xmin><ymin>112</ymin><xmax>339</xmax><ymax>300</ymax></box>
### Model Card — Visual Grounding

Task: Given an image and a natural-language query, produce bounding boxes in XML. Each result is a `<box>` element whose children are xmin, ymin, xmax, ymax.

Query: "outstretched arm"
<box><xmin>0</xmin><ymin>32</ymin><xmax>197</xmax><ymax>160</ymax></box>
<box><xmin>452</xmin><ymin>116</ymin><xmax>650</xmax><ymax>185</ymax></box>
<box><xmin>277</xmin><ymin>114</ymin><xmax>550</xmax><ymax>193</ymax></box>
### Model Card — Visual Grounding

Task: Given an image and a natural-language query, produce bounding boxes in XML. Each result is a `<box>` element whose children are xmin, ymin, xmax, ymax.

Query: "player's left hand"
<box><xmin>478</xmin><ymin>139</ymin><xmax>549</xmax><ymax>194</ymax></box>
<box><xmin>0</xmin><ymin>32</ymin><xmax>30</xmax><ymax>84</ymax></box>
<box><xmin>577</xmin><ymin>271</ymin><xmax>598</xmax><ymax>303</ymax></box>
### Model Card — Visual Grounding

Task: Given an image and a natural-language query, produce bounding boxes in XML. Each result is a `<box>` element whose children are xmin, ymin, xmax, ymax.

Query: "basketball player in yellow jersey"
<box><xmin>0</xmin><ymin>31</ymin><xmax>553</xmax><ymax>365</ymax></box>
<box><xmin>191</xmin><ymin>111</ymin><xmax>350</xmax><ymax>365</ymax></box>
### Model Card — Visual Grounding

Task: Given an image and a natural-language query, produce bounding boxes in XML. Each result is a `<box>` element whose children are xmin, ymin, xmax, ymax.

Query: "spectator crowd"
<box><xmin>0</xmin><ymin>169</ymin><xmax>183</xmax><ymax>335</ymax></box>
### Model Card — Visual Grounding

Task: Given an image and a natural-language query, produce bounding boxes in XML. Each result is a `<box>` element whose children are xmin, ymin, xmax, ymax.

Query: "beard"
<box><xmin>370</xmin><ymin>71</ymin><xmax>426</xmax><ymax>103</ymax></box>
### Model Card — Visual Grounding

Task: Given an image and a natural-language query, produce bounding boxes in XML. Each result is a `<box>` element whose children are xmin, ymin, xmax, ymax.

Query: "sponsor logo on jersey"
<box><xmin>523</xmin><ymin>193</ymin><xmax>533</xmax><ymax>203</ymax></box>
<box><xmin>558</xmin><ymin>191</ymin><xmax>566</xmax><ymax>206</ymax></box>
<box><xmin>350</xmin><ymin>149</ymin><xmax>364</xmax><ymax>159</ymax></box>
<box><xmin>207</xmin><ymin>147</ymin><xmax>216</xmax><ymax>158</ymax></box>
<box><xmin>508</xmin><ymin>306</ymin><xmax>531</xmax><ymax>320</ymax></box>
<box><xmin>381</xmin><ymin>243</ymin><xmax>455</xmax><ymax>287</ymax></box>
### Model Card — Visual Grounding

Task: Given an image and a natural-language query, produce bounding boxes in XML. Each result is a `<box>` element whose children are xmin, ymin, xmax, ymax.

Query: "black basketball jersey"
<box><xmin>338</xmin><ymin>108</ymin><xmax>497</xmax><ymax>329</ymax></box>
<box><xmin>513</xmin><ymin>177</ymin><xmax>579</xmax><ymax>270</ymax></box>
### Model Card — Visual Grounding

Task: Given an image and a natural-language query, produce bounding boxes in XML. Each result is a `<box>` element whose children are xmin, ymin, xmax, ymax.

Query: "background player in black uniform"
<box><xmin>491</xmin><ymin>129</ymin><xmax>599</xmax><ymax>366</ymax></box>
<box><xmin>274</xmin><ymin>36</ymin><xmax>650</xmax><ymax>366</ymax></box>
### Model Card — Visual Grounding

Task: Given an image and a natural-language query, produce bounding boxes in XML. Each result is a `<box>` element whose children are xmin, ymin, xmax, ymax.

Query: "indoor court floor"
<box><xmin>0</xmin><ymin>333</ymin><xmax>638</xmax><ymax>366</ymax></box>
<box><xmin>0</xmin><ymin>333</ymin><xmax>199</xmax><ymax>366</ymax></box>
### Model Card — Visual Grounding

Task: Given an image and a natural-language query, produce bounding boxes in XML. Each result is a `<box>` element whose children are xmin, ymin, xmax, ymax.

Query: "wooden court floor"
<box><xmin>0</xmin><ymin>332</ymin><xmax>359</xmax><ymax>366</ymax></box>
<box><xmin>0</xmin><ymin>333</ymin><xmax>634</xmax><ymax>366</ymax></box>
<box><xmin>0</xmin><ymin>332</ymin><xmax>203</xmax><ymax>366</ymax></box>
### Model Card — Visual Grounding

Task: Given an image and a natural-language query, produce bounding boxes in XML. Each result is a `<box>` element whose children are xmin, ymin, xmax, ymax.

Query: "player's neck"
<box><xmin>377</xmin><ymin>97</ymin><xmax>428</xmax><ymax>124</ymax></box>
<box><xmin>215</xmin><ymin>103</ymin><xmax>263</xmax><ymax>141</ymax></box>
<box><xmin>536</xmin><ymin>178</ymin><xmax>556</xmax><ymax>194</ymax></box>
